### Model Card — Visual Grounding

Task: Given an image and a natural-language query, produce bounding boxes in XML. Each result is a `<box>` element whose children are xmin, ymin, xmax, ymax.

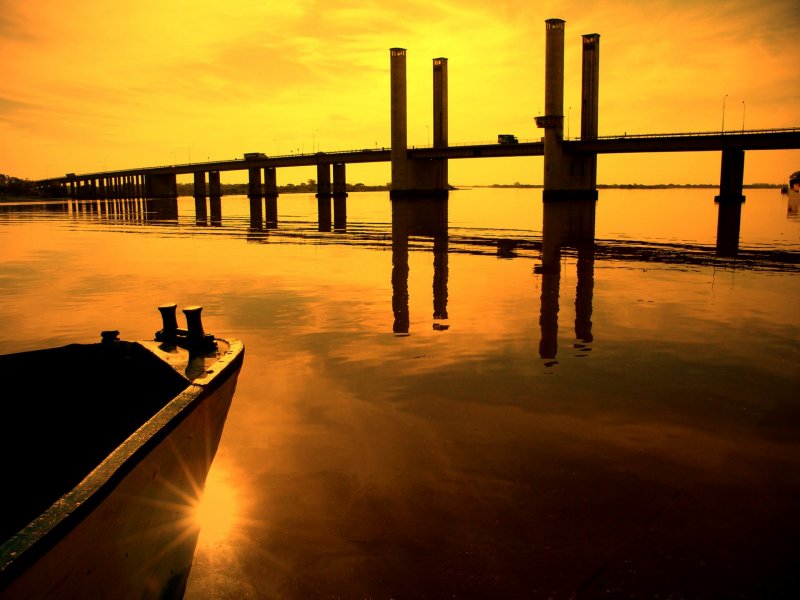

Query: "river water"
<box><xmin>1</xmin><ymin>188</ymin><xmax>799</xmax><ymax>598</ymax></box>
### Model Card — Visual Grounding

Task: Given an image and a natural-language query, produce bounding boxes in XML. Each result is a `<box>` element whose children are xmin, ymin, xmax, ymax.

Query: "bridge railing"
<box><xmin>579</xmin><ymin>127</ymin><xmax>800</xmax><ymax>141</ymax></box>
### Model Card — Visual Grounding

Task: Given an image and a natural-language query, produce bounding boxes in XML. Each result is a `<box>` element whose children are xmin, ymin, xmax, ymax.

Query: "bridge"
<box><xmin>37</xmin><ymin>18</ymin><xmax>800</xmax><ymax>205</ymax></box>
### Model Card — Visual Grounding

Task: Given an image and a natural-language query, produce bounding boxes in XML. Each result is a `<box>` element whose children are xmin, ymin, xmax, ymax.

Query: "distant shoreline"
<box><xmin>469</xmin><ymin>183</ymin><xmax>783</xmax><ymax>189</ymax></box>
<box><xmin>0</xmin><ymin>181</ymin><xmax>785</xmax><ymax>202</ymax></box>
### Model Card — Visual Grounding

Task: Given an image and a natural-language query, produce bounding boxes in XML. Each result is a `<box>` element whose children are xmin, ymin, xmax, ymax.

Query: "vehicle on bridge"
<box><xmin>498</xmin><ymin>134</ymin><xmax>519</xmax><ymax>145</ymax></box>
<box><xmin>243</xmin><ymin>152</ymin><xmax>268</xmax><ymax>160</ymax></box>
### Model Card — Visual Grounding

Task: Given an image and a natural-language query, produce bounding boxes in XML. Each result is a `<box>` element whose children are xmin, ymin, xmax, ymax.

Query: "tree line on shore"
<box><xmin>2</xmin><ymin>172</ymin><xmax>783</xmax><ymax>199</ymax></box>
<box><xmin>175</xmin><ymin>179</ymin><xmax>388</xmax><ymax>195</ymax></box>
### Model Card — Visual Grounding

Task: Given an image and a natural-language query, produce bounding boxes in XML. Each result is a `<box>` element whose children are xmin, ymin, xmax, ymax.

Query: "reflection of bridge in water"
<box><xmin>47</xmin><ymin>188</ymin><xmax>800</xmax><ymax>367</ymax></box>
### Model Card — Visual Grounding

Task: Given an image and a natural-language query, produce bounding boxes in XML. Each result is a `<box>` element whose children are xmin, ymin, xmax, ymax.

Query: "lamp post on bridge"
<box><xmin>721</xmin><ymin>94</ymin><xmax>728</xmax><ymax>134</ymax></box>
<box><xmin>742</xmin><ymin>100</ymin><xmax>745</xmax><ymax>132</ymax></box>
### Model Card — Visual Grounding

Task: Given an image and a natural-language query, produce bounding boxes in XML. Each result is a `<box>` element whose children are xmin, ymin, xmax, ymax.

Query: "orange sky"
<box><xmin>1</xmin><ymin>0</ymin><xmax>798</xmax><ymax>185</ymax></box>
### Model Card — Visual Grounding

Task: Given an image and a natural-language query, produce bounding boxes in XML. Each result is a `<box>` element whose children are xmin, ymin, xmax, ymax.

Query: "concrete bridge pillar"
<box><xmin>715</xmin><ymin>148</ymin><xmax>745</xmax><ymax>203</ymax></box>
<box><xmin>536</xmin><ymin>19</ymin><xmax>599</xmax><ymax>201</ymax></box>
<box><xmin>316</xmin><ymin>163</ymin><xmax>331</xmax><ymax>198</ymax></box>
<box><xmin>194</xmin><ymin>172</ymin><xmax>206</xmax><ymax>199</ymax></box>
<box><xmin>248</xmin><ymin>167</ymin><xmax>263</xmax><ymax>226</ymax></box>
<box><xmin>264</xmin><ymin>167</ymin><xmax>278</xmax><ymax>198</ymax></box>
<box><xmin>390</xmin><ymin>48</ymin><xmax>410</xmax><ymax>197</ymax></box>
<box><xmin>248</xmin><ymin>167</ymin><xmax>263</xmax><ymax>199</ymax></box>
<box><xmin>430</xmin><ymin>57</ymin><xmax>449</xmax><ymax>191</ymax></box>
<box><xmin>145</xmin><ymin>173</ymin><xmax>178</xmax><ymax>199</ymax></box>
<box><xmin>333</xmin><ymin>163</ymin><xmax>348</xmax><ymax>197</ymax></box>
<box><xmin>208</xmin><ymin>171</ymin><xmax>221</xmax><ymax>198</ymax></box>
<box><xmin>389</xmin><ymin>49</ymin><xmax>449</xmax><ymax>198</ymax></box>
<box><xmin>264</xmin><ymin>167</ymin><xmax>278</xmax><ymax>226</ymax></box>
<box><xmin>193</xmin><ymin>172</ymin><xmax>207</xmax><ymax>219</ymax></box>
<box><xmin>317</xmin><ymin>163</ymin><xmax>332</xmax><ymax>230</ymax></box>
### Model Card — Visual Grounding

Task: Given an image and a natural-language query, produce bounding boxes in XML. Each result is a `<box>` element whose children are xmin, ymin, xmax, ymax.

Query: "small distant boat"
<box><xmin>0</xmin><ymin>305</ymin><xmax>244</xmax><ymax>600</ymax></box>
<box><xmin>782</xmin><ymin>170</ymin><xmax>800</xmax><ymax>195</ymax></box>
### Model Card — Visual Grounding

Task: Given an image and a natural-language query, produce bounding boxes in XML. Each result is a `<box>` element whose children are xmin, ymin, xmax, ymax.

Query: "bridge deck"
<box><xmin>37</xmin><ymin>128</ymin><xmax>800</xmax><ymax>185</ymax></box>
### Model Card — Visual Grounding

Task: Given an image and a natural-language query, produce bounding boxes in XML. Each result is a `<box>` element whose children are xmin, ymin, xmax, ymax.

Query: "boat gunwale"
<box><xmin>0</xmin><ymin>337</ymin><xmax>244</xmax><ymax>590</ymax></box>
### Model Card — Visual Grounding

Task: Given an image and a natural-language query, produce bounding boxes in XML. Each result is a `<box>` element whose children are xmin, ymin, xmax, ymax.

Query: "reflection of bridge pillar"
<box><xmin>715</xmin><ymin>148</ymin><xmax>746</xmax><ymax>203</ymax></box>
<box><xmin>575</xmin><ymin>242</ymin><xmax>595</xmax><ymax>343</ymax></box>
<box><xmin>391</xmin><ymin>210</ymin><xmax>410</xmax><ymax>335</ymax></box>
<box><xmin>716</xmin><ymin>198</ymin><xmax>742</xmax><ymax>257</ymax></box>
<box><xmin>432</xmin><ymin>209</ymin><xmax>449</xmax><ymax>323</ymax></box>
<box><xmin>334</xmin><ymin>197</ymin><xmax>347</xmax><ymax>231</ymax></box>
<box><xmin>391</xmin><ymin>197</ymin><xmax>449</xmax><ymax>334</ymax></box>
<box><xmin>539</xmin><ymin>198</ymin><xmax>597</xmax><ymax>360</ymax></box>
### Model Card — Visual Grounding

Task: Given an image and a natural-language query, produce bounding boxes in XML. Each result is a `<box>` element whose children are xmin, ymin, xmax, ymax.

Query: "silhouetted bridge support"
<box><xmin>144</xmin><ymin>173</ymin><xmax>178</xmax><ymax>199</ymax></box>
<box><xmin>390</xmin><ymin>49</ymin><xmax>449</xmax><ymax>198</ymax></box>
<box><xmin>714</xmin><ymin>147</ymin><xmax>746</xmax><ymax>257</ymax></box>
<box><xmin>536</xmin><ymin>19</ymin><xmax>600</xmax><ymax>202</ymax></box>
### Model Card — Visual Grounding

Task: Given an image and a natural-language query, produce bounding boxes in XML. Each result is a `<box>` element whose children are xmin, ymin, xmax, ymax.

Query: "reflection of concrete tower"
<box><xmin>391</xmin><ymin>197</ymin><xmax>449</xmax><ymax>334</ymax></box>
<box><xmin>538</xmin><ymin>199</ymin><xmax>596</xmax><ymax>360</ymax></box>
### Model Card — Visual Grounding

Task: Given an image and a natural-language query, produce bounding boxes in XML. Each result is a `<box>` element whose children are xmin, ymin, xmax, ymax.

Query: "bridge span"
<box><xmin>37</xmin><ymin>17</ymin><xmax>799</xmax><ymax>204</ymax></box>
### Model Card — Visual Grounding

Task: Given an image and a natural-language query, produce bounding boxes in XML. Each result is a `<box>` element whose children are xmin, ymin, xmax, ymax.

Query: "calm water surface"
<box><xmin>1</xmin><ymin>188</ymin><xmax>799</xmax><ymax>599</ymax></box>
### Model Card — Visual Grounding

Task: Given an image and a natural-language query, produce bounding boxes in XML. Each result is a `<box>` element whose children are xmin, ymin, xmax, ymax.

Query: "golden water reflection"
<box><xmin>193</xmin><ymin>462</ymin><xmax>240</xmax><ymax>547</ymax></box>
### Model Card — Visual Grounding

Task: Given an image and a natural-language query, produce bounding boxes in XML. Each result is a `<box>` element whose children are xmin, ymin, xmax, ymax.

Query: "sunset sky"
<box><xmin>1</xmin><ymin>0</ymin><xmax>798</xmax><ymax>186</ymax></box>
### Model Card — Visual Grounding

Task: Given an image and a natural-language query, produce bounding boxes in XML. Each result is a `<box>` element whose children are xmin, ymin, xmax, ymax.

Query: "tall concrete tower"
<box><xmin>581</xmin><ymin>34</ymin><xmax>600</xmax><ymax>141</ymax></box>
<box><xmin>536</xmin><ymin>19</ymin><xmax>599</xmax><ymax>201</ymax></box>
<box><xmin>389</xmin><ymin>48</ymin><xmax>450</xmax><ymax>198</ymax></box>
<box><xmin>432</xmin><ymin>57</ymin><xmax>449</xmax><ymax>189</ymax></box>
<box><xmin>579</xmin><ymin>33</ymin><xmax>601</xmax><ymax>190</ymax></box>
<box><xmin>536</xmin><ymin>19</ymin><xmax>569</xmax><ymax>198</ymax></box>
<box><xmin>433</xmin><ymin>58</ymin><xmax>448</xmax><ymax>148</ymax></box>
<box><xmin>390</xmin><ymin>48</ymin><xmax>409</xmax><ymax>193</ymax></box>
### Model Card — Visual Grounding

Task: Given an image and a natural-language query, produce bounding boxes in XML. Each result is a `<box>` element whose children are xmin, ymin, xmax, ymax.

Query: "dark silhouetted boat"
<box><xmin>782</xmin><ymin>170</ymin><xmax>800</xmax><ymax>194</ymax></box>
<box><xmin>0</xmin><ymin>305</ymin><xmax>244</xmax><ymax>600</ymax></box>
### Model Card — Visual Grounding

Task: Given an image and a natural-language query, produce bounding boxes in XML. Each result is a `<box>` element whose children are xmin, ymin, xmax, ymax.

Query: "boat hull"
<box><xmin>0</xmin><ymin>338</ymin><xmax>244</xmax><ymax>600</ymax></box>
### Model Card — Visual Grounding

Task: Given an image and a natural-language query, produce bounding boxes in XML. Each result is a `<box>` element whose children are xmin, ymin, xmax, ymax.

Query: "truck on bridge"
<box><xmin>498</xmin><ymin>134</ymin><xmax>518</xmax><ymax>145</ymax></box>
<box><xmin>243</xmin><ymin>152</ymin><xmax>268</xmax><ymax>160</ymax></box>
